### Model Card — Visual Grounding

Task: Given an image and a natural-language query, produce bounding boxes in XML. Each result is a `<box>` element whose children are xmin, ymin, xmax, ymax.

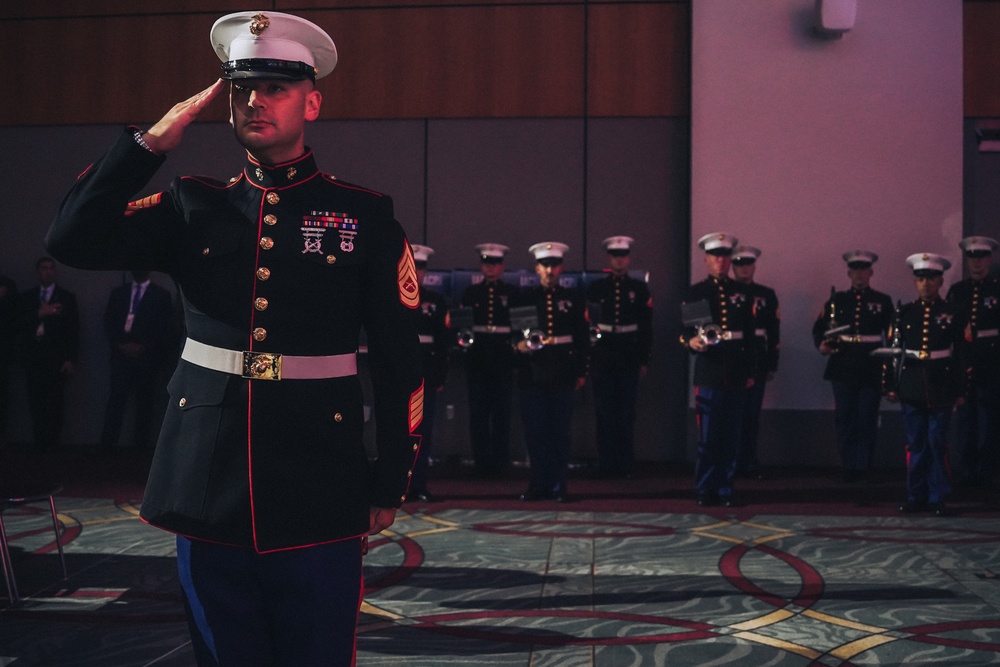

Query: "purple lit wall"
<box><xmin>691</xmin><ymin>0</ymin><xmax>963</xmax><ymax>416</ymax></box>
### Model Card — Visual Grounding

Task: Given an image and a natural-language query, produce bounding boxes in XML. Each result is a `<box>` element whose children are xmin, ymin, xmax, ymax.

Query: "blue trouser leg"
<box><xmin>832</xmin><ymin>382</ymin><xmax>881</xmax><ymax>472</ymax></box>
<box><xmin>738</xmin><ymin>377</ymin><xmax>766</xmax><ymax>472</ymax></box>
<box><xmin>177</xmin><ymin>535</ymin><xmax>364</xmax><ymax>667</ymax></box>
<box><xmin>520</xmin><ymin>385</ymin><xmax>573</xmax><ymax>494</ymax></box>
<box><xmin>695</xmin><ymin>386</ymin><xmax>746</xmax><ymax>498</ymax></box>
<box><xmin>901</xmin><ymin>404</ymin><xmax>953</xmax><ymax>504</ymax></box>
<box><xmin>593</xmin><ymin>366</ymin><xmax>640</xmax><ymax>475</ymax></box>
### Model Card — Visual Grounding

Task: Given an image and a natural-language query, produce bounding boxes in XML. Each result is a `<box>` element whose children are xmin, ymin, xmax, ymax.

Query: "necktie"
<box><xmin>130</xmin><ymin>284</ymin><xmax>141</xmax><ymax>313</ymax></box>
<box><xmin>125</xmin><ymin>284</ymin><xmax>144</xmax><ymax>333</ymax></box>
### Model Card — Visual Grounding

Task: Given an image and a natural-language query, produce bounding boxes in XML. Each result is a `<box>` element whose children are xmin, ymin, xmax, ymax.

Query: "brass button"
<box><xmin>253</xmin><ymin>327</ymin><xmax>267</xmax><ymax>341</ymax></box>
<box><xmin>266</xmin><ymin>191</ymin><xmax>280</xmax><ymax>205</ymax></box>
<box><xmin>256</xmin><ymin>267</ymin><xmax>271</xmax><ymax>281</ymax></box>
<box><xmin>202</xmin><ymin>248</ymin><xmax>210</xmax><ymax>255</ymax></box>
<box><xmin>400</xmin><ymin>495</ymin><xmax>407</xmax><ymax>503</ymax></box>
<box><xmin>260</xmin><ymin>237</ymin><xmax>274</xmax><ymax>250</ymax></box>
<box><xmin>412</xmin><ymin>443</ymin><xmax>419</xmax><ymax>451</ymax></box>
<box><xmin>179</xmin><ymin>397</ymin><xmax>187</xmax><ymax>407</ymax></box>
<box><xmin>407</xmin><ymin>470</ymin><xmax>413</xmax><ymax>478</ymax></box>
<box><xmin>254</xmin><ymin>297</ymin><xmax>269</xmax><ymax>311</ymax></box>
<box><xmin>334</xmin><ymin>413</ymin><xmax>343</xmax><ymax>422</ymax></box>
<box><xmin>264</xmin><ymin>214</ymin><xmax>277</xmax><ymax>226</ymax></box>
<box><xmin>326</xmin><ymin>255</ymin><xmax>336</xmax><ymax>264</ymax></box>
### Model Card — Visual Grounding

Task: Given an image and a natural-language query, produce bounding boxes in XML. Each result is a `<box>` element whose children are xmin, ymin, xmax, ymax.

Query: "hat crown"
<box><xmin>841</xmin><ymin>249</ymin><xmax>878</xmax><ymax>265</ymax></box>
<box><xmin>731</xmin><ymin>245</ymin><xmax>761</xmax><ymax>260</ymax></box>
<box><xmin>958</xmin><ymin>235</ymin><xmax>999</xmax><ymax>254</ymax></box>
<box><xmin>529</xmin><ymin>241</ymin><xmax>569</xmax><ymax>260</ymax></box>
<box><xmin>906</xmin><ymin>252</ymin><xmax>952</xmax><ymax>274</ymax></box>
<box><xmin>602</xmin><ymin>235</ymin><xmax>635</xmax><ymax>251</ymax></box>
<box><xmin>475</xmin><ymin>243</ymin><xmax>509</xmax><ymax>258</ymax></box>
<box><xmin>697</xmin><ymin>232</ymin><xmax>738</xmax><ymax>253</ymax></box>
<box><xmin>211</xmin><ymin>11</ymin><xmax>338</xmax><ymax>80</ymax></box>
<box><xmin>411</xmin><ymin>244</ymin><xmax>434</xmax><ymax>263</ymax></box>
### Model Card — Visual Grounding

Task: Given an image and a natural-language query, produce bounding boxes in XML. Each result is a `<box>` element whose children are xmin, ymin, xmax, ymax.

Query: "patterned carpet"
<box><xmin>1</xmin><ymin>450</ymin><xmax>999</xmax><ymax>666</ymax></box>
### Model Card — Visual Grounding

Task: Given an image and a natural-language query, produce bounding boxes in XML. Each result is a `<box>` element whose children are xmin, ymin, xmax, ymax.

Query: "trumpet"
<box><xmin>451</xmin><ymin>306</ymin><xmax>475</xmax><ymax>349</ymax></box>
<box><xmin>697</xmin><ymin>323</ymin><xmax>724</xmax><ymax>346</ymax></box>
<box><xmin>456</xmin><ymin>328</ymin><xmax>475</xmax><ymax>349</ymax></box>
<box><xmin>522</xmin><ymin>328</ymin><xmax>547</xmax><ymax>352</ymax></box>
<box><xmin>589</xmin><ymin>325</ymin><xmax>602</xmax><ymax>346</ymax></box>
<box><xmin>824</xmin><ymin>286</ymin><xmax>842</xmax><ymax>352</ymax></box>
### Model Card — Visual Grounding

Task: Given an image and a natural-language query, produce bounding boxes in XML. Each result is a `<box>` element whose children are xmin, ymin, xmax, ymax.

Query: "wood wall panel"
<box><xmin>286</xmin><ymin>0</ymin><xmax>567</xmax><ymax>7</ymax></box>
<box><xmin>4</xmin><ymin>1</ymin><xmax>998</xmax><ymax>123</ymax></box>
<box><xmin>325</xmin><ymin>6</ymin><xmax>584</xmax><ymax>119</ymax></box>
<box><xmin>588</xmin><ymin>3</ymin><xmax>689</xmax><ymax>117</ymax></box>
<box><xmin>3</xmin><ymin>14</ymin><xmax>226</xmax><ymax>126</ymax></box>
<box><xmin>9</xmin><ymin>1</ymin><xmax>250</xmax><ymax>20</ymax></box>
<box><xmin>964</xmin><ymin>2</ymin><xmax>1000</xmax><ymax>116</ymax></box>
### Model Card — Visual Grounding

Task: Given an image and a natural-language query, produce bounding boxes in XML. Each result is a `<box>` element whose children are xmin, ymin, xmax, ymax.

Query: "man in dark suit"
<box><xmin>0</xmin><ymin>270</ymin><xmax>20</xmax><ymax>442</ymax></box>
<box><xmin>680</xmin><ymin>233</ymin><xmax>755</xmax><ymax>507</ymax></box>
<box><xmin>46</xmin><ymin>11</ymin><xmax>422</xmax><ymax>665</ymax></box>
<box><xmin>101</xmin><ymin>271</ymin><xmax>175</xmax><ymax>451</ymax></box>
<box><xmin>19</xmin><ymin>257</ymin><xmax>80</xmax><ymax>450</ymax></box>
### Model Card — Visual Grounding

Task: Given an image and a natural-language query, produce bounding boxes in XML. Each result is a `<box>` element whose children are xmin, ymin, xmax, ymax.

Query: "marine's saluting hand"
<box><xmin>143</xmin><ymin>80</ymin><xmax>226</xmax><ymax>154</ymax></box>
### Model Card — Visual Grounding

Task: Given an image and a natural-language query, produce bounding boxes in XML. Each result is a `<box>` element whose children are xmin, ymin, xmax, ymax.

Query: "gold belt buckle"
<box><xmin>243</xmin><ymin>351</ymin><xmax>282</xmax><ymax>380</ymax></box>
<box><xmin>917</xmin><ymin>350</ymin><xmax>929</xmax><ymax>361</ymax></box>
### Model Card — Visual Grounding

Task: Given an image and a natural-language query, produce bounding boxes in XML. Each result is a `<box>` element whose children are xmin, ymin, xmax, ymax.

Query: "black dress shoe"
<box><xmin>407</xmin><ymin>489</ymin><xmax>434</xmax><ymax>502</ymax></box>
<box><xmin>927</xmin><ymin>502</ymin><xmax>948</xmax><ymax>516</ymax></box>
<box><xmin>553</xmin><ymin>491</ymin><xmax>571</xmax><ymax>503</ymax></box>
<box><xmin>697</xmin><ymin>494</ymin><xmax>718</xmax><ymax>507</ymax></box>
<box><xmin>720</xmin><ymin>495</ymin><xmax>738</xmax><ymax>508</ymax></box>
<box><xmin>899</xmin><ymin>500</ymin><xmax>926</xmax><ymax>513</ymax></box>
<box><xmin>519</xmin><ymin>489</ymin><xmax>549</xmax><ymax>501</ymax></box>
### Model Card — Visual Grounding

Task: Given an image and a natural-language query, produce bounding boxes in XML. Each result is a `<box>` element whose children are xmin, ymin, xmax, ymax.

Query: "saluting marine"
<box><xmin>46</xmin><ymin>11</ymin><xmax>423</xmax><ymax>665</ymax></box>
<box><xmin>460</xmin><ymin>243</ymin><xmax>518</xmax><ymax>478</ymax></box>
<box><xmin>731</xmin><ymin>245</ymin><xmax>779</xmax><ymax>480</ymax></box>
<box><xmin>680</xmin><ymin>232</ymin><xmax>755</xmax><ymax>507</ymax></box>
<box><xmin>409</xmin><ymin>244</ymin><xmax>451</xmax><ymax>502</ymax></box>
<box><xmin>884</xmin><ymin>253</ymin><xmax>967</xmax><ymax>516</ymax></box>
<box><xmin>516</xmin><ymin>242</ymin><xmax>589</xmax><ymax>502</ymax></box>
<box><xmin>946</xmin><ymin>235</ymin><xmax>1000</xmax><ymax>490</ymax></box>
<box><xmin>587</xmin><ymin>235</ymin><xmax>652</xmax><ymax>478</ymax></box>
<box><xmin>812</xmin><ymin>250</ymin><xmax>893</xmax><ymax>482</ymax></box>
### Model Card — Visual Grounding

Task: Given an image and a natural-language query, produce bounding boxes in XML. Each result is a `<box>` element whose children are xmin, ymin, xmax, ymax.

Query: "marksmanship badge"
<box><xmin>301</xmin><ymin>212</ymin><xmax>359</xmax><ymax>255</ymax></box>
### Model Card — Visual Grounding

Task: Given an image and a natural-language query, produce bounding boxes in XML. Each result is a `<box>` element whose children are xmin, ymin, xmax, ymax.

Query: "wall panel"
<box><xmin>3</xmin><ymin>3</ymin><xmax>693</xmax><ymax>125</ymax></box>
<box><xmin>9</xmin><ymin>1</ymin><xmax>247</xmax><ymax>20</ymax></box>
<box><xmin>588</xmin><ymin>3</ymin><xmax>690</xmax><ymax>117</ymax></box>
<box><xmin>964</xmin><ymin>1</ymin><xmax>1000</xmax><ymax>116</ymax></box>
<box><xmin>326</xmin><ymin>5</ymin><xmax>585</xmax><ymax>119</ymax></box>
<box><xmin>3</xmin><ymin>14</ymin><xmax>224</xmax><ymax>126</ymax></box>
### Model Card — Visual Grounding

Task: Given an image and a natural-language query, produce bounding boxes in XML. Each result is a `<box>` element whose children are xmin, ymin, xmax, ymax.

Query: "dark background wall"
<box><xmin>1</xmin><ymin>1</ymin><xmax>999</xmax><ymax>468</ymax></box>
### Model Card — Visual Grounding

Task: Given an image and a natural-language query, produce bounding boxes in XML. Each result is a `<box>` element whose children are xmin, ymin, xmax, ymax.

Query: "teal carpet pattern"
<box><xmin>3</xmin><ymin>494</ymin><xmax>1000</xmax><ymax>666</ymax></box>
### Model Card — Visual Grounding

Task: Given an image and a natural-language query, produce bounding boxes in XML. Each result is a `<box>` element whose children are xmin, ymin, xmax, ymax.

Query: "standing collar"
<box><xmin>244</xmin><ymin>149</ymin><xmax>319</xmax><ymax>189</ymax></box>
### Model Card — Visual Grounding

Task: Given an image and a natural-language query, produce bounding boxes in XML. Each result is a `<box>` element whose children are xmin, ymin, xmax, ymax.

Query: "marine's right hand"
<box><xmin>143</xmin><ymin>80</ymin><xmax>226</xmax><ymax>154</ymax></box>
